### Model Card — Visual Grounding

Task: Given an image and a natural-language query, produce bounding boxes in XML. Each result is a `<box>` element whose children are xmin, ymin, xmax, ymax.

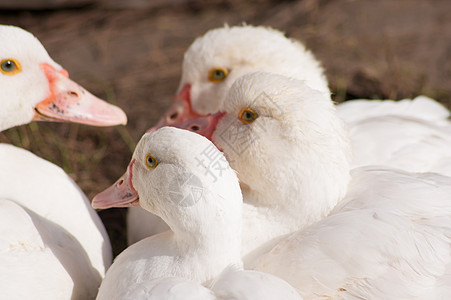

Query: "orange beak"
<box><xmin>154</xmin><ymin>84</ymin><xmax>201</xmax><ymax>127</ymax></box>
<box><xmin>147</xmin><ymin>83</ymin><xmax>224</xmax><ymax>140</ymax></box>
<box><xmin>92</xmin><ymin>159</ymin><xmax>139</xmax><ymax>209</ymax></box>
<box><xmin>147</xmin><ymin>112</ymin><xmax>225</xmax><ymax>142</ymax></box>
<box><xmin>33</xmin><ymin>63</ymin><xmax>127</xmax><ymax>126</ymax></box>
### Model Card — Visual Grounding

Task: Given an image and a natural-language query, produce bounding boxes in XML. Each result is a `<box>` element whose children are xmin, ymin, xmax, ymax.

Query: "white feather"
<box><xmin>0</xmin><ymin>25</ymin><xmax>112</xmax><ymax>298</ymax></box>
<box><xmin>97</xmin><ymin>127</ymin><xmax>301</xmax><ymax>300</ymax></box>
<box><xmin>128</xmin><ymin>25</ymin><xmax>451</xmax><ymax>248</ymax></box>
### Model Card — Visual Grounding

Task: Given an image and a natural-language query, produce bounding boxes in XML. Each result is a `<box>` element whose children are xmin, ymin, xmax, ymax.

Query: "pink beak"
<box><xmin>92</xmin><ymin>159</ymin><xmax>139</xmax><ymax>209</ymax></box>
<box><xmin>147</xmin><ymin>112</ymin><xmax>225</xmax><ymax>142</ymax></box>
<box><xmin>33</xmin><ymin>63</ymin><xmax>127</xmax><ymax>126</ymax></box>
<box><xmin>154</xmin><ymin>84</ymin><xmax>201</xmax><ymax>127</ymax></box>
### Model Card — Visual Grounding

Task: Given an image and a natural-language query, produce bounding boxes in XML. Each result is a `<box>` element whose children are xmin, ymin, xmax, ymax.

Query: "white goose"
<box><xmin>0</xmin><ymin>25</ymin><xmax>127</xmax><ymax>297</ymax></box>
<box><xmin>0</xmin><ymin>25</ymin><xmax>126</xmax><ymax>131</ymax></box>
<box><xmin>164</xmin><ymin>24</ymin><xmax>451</xmax><ymax>174</ymax></box>
<box><xmin>176</xmin><ymin>72</ymin><xmax>451</xmax><ymax>298</ymax></box>
<box><xmin>92</xmin><ymin>127</ymin><xmax>302</xmax><ymax>300</ymax></box>
<box><xmin>128</xmin><ymin>24</ymin><xmax>451</xmax><ymax>244</ymax></box>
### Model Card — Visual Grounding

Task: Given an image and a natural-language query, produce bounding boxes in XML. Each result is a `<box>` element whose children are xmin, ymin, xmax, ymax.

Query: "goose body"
<box><xmin>337</xmin><ymin>95</ymin><xmax>450</xmax><ymax>125</ymax></box>
<box><xmin>0</xmin><ymin>25</ymin><xmax>127</xmax><ymax>297</ymax></box>
<box><xmin>338</xmin><ymin>96</ymin><xmax>451</xmax><ymax>176</ymax></box>
<box><xmin>255</xmin><ymin>166</ymin><xmax>451</xmax><ymax>299</ymax></box>
<box><xmin>112</xmin><ymin>266</ymin><xmax>302</xmax><ymax>300</ymax></box>
<box><xmin>0</xmin><ymin>144</ymin><xmax>111</xmax><ymax>279</ymax></box>
<box><xmin>114</xmin><ymin>276</ymin><xmax>216</xmax><ymax>300</ymax></box>
<box><xmin>0</xmin><ymin>199</ymin><xmax>99</xmax><ymax>299</ymax></box>
<box><xmin>129</xmin><ymin>24</ymin><xmax>451</xmax><ymax>244</ymax></box>
<box><xmin>175</xmin><ymin>72</ymin><xmax>451</xmax><ymax>298</ymax></box>
<box><xmin>92</xmin><ymin>127</ymin><xmax>301</xmax><ymax>300</ymax></box>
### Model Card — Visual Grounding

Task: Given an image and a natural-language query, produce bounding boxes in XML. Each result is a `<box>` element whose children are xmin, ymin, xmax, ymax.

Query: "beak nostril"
<box><xmin>169</xmin><ymin>112</ymin><xmax>179</xmax><ymax>120</ymax></box>
<box><xmin>117</xmin><ymin>179</ymin><xmax>124</xmax><ymax>186</ymax></box>
<box><xmin>67</xmin><ymin>91</ymin><xmax>79</xmax><ymax>97</ymax></box>
<box><xmin>191</xmin><ymin>125</ymin><xmax>200</xmax><ymax>132</ymax></box>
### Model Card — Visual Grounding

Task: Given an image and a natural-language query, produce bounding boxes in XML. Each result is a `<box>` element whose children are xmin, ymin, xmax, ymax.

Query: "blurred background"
<box><xmin>1</xmin><ymin>0</ymin><xmax>450</xmax><ymax>255</ymax></box>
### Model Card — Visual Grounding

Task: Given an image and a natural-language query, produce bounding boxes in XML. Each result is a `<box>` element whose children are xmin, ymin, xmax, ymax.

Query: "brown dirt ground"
<box><xmin>1</xmin><ymin>0</ymin><xmax>450</xmax><ymax>256</ymax></box>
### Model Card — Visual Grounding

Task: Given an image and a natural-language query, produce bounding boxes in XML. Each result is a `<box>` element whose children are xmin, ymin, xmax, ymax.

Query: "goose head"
<box><xmin>156</xmin><ymin>25</ymin><xmax>329</xmax><ymax>127</ymax></box>
<box><xmin>174</xmin><ymin>72</ymin><xmax>351</xmax><ymax>228</ymax></box>
<box><xmin>0</xmin><ymin>25</ymin><xmax>127</xmax><ymax>132</ymax></box>
<box><xmin>92</xmin><ymin>126</ymin><xmax>242</xmax><ymax>238</ymax></box>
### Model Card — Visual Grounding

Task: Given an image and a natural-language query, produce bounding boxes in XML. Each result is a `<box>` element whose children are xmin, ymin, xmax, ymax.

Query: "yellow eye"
<box><xmin>238</xmin><ymin>108</ymin><xmax>258</xmax><ymax>124</ymax></box>
<box><xmin>0</xmin><ymin>59</ymin><xmax>21</xmax><ymax>75</ymax></box>
<box><xmin>208</xmin><ymin>68</ymin><xmax>228</xmax><ymax>83</ymax></box>
<box><xmin>145</xmin><ymin>154</ymin><xmax>158</xmax><ymax>169</ymax></box>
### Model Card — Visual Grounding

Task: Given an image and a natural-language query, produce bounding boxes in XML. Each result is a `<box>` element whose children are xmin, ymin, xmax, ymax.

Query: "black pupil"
<box><xmin>214</xmin><ymin>70</ymin><xmax>223</xmax><ymax>79</ymax></box>
<box><xmin>1</xmin><ymin>60</ymin><xmax>15</xmax><ymax>72</ymax></box>
<box><xmin>148</xmin><ymin>157</ymin><xmax>154</xmax><ymax>165</ymax></box>
<box><xmin>245</xmin><ymin>111</ymin><xmax>253</xmax><ymax>120</ymax></box>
